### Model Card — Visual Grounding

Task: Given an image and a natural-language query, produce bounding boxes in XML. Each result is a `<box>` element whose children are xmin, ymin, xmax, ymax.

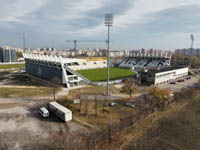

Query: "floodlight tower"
<box><xmin>190</xmin><ymin>34</ymin><xmax>194</xmax><ymax>68</ymax></box>
<box><xmin>105</xmin><ymin>13</ymin><xmax>113</xmax><ymax>96</ymax></box>
<box><xmin>23</xmin><ymin>33</ymin><xmax>26</xmax><ymax>52</ymax></box>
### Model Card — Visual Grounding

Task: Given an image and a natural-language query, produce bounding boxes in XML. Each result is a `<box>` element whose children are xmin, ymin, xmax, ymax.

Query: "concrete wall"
<box><xmin>0</xmin><ymin>49</ymin><xmax>17</xmax><ymax>62</ymax></box>
<box><xmin>25</xmin><ymin>62</ymin><xmax>63</xmax><ymax>82</ymax></box>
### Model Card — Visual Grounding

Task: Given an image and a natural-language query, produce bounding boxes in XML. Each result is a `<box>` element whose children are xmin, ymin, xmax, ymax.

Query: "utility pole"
<box><xmin>105</xmin><ymin>13</ymin><xmax>113</xmax><ymax>96</ymax></box>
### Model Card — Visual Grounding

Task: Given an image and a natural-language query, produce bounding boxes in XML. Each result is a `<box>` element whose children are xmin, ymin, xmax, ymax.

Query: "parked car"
<box><xmin>39</xmin><ymin>107</ymin><xmax>49</xmax><ymax>118</ymax></box>
<box><xmin>109</xmin><ymin>102</ymin><xmax>117</xmax><ymax>107</ymax></box>
<box><xmin>73</xmin><ymin>99</ymin><xmax>80</xmax><ymax>104</ymax></box>
<box><xmin>125</xmin><ymin>103</ymin><xmax>135</xmax><ymax>108</ymax></box>
<box><xmin>185</xmin><ymin>77</ymin><xmax>191</xmax><ymax>80</ymax></box>
<box><xmin>169</xmin><ymin>93</ymin><xmax>174</xmax><ymax>98</ymax></box>
<box><xmin>177</xmin><ymin>79</ymin><xmax>184</xmax><ymax>82</ymax></box>
<box><xmin>170</xmin><ymin>81</ymin><xmax>176</xmax><ymax>84</ymax></box>
<box><xmin>193</xmin><ymin>83</ymin><xmax>199</xmax><ymax>88</ymax></box>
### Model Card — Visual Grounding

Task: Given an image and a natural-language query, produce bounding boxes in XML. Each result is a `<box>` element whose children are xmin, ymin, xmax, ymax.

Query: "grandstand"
<box><xmin>118</xmin><ymin>49</ymin><xmax>172</xmax><ymax>70</ymax></box>
<box><xmin>23</xmin><ymin>53</ymin><xmax>106</xmax><ymax>88</ymax></box>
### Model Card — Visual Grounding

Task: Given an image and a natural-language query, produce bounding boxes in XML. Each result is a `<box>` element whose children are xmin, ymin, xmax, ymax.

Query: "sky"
<box><xmin>0</xmin><ymin>0</ymin><xmax>200</xmax><ymax>50</ymax></box>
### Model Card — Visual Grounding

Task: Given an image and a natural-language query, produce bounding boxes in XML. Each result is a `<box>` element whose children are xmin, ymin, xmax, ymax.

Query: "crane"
<box><xmin>66</xmin><ymin>40</ymin><xmax>106</xmax><ymax>57</ymax></box>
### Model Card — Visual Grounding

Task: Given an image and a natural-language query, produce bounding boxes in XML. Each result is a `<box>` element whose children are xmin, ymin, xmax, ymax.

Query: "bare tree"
<box><xmin>85</xmin><ymin>99</ymin><xmax>88</xmax><ymax>115</ymax></box>
<box><xmin>50</xmin><ymin>77</ymin><xmax>61</xmax><ymax>101</ymax></box>
<box><xmin>79</xmin><ymin>97</ymin><xmax>82</xmax><ymax>113</ymax></box>
<box><xmin>102</xmin><ymin>95</ymin><xmax>107</xmax><ymax>113</ymax></box>
<box><xmin>123</xmin><ymin>78</ymin><xmax>138</xmax><ymax>99</ymax></box>
<box><xmin>94</xmin><ymin>95</ymin><xmax>98</xmax><ymax>116</ymax></box>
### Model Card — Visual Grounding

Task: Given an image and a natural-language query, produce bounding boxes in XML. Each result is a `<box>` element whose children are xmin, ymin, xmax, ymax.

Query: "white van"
<box><xmin>39</xmin><ymin>107</ymin><xmax>49</xmax><ymax>118</ymax></box>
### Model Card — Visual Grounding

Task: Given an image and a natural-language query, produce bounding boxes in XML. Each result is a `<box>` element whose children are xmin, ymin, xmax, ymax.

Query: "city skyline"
<box><xmin>0</xmin><ymin>0</ymin><xmax>200</xmax><ymax>50</ymax></box>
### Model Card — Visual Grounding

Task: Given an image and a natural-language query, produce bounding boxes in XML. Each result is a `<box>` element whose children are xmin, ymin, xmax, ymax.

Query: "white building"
<box><xmin>140</xmin><ymin>67</ymin><xmax>189</xmax><ymax>85</ymax></box>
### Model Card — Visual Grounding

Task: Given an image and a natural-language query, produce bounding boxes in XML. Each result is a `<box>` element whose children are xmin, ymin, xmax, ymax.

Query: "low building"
<box><xmin>139</xmin><ymin>67</ymin><xmax>189</xmax><ymax>86</ymax></box>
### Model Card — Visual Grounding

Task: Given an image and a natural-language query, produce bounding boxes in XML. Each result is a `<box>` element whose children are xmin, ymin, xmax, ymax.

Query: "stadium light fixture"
<box><xmin>105</xmin><ymin>13</ymin><xmax>113</xmax><ymax>96</ymax></box>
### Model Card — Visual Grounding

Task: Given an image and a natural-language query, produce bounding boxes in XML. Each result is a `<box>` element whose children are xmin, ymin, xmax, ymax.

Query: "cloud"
<box><xmin>0</xmin><ymin>0</ymin><xmax>48</xmax><ymax>23</ymax></box>
<box><xmin>76</xmin><ymin>0</ymin><xmax>200</xmax><ymax>35</ymax></box>
<box><xmin>0</xmin><ymin>0</ymin><xmax>200</xmax><ymax>49</ymax></box>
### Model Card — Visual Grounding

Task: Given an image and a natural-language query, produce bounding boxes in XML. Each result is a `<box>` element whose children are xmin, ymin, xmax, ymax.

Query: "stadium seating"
<box><xmin>118</xmin><ymin>57</ymin><xmax>170</xmax><ymax>69</ymax></box>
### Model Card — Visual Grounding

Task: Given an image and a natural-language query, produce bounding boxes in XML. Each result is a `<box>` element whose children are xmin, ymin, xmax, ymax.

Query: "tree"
<box><xmin>50</xmin><ymin>77</ymin><xmax>61</xmax><ymax>101</ymax></box>
<box><xmin>94</xmin><ymin>95</ymin><xmax>98</xmax><ymax>116</ymax></box>
<box><xmin>79</xmin><ymin>96</ymin><xmax>82</xmax><ymax>113</ymax></box>
<box><xmin>85</xmin><ymin>99</ymin><xmax>88</xmax><ymax>115</ymax></box>
<box><xmin>148</xmin><ymin>87</ymin><xmax>171</xmax><ymax>108</ymax></box>
<box><xmin>123</xmin><ymin>78</ymin><xmax>138</xmax><ymax>98</ymax></box>
<box><xmin>16</xmin><ymin>51</ymin><xmax>23</xmax><ymax>59</ymax></box>
<box><xmin>191</xmin><ymin>56</ymin><xmax>199</xmax><ymax>67</ymax></box>
<box><xmin>102</xmin><ymin>95</ymin><xmax>107</xmax><ymax>113</ymax></box>
<box><xmin>171</xmin><ymin>53</ymin><xmax>185</xmax><ymax>66</ymax></box>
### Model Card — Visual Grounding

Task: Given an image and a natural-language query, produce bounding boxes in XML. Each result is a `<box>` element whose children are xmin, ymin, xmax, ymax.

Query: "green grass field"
<box><xmin>77</xmin><ymin>67</ymin><xmax>136</xmax><ymax>82</ymax></box>
<box><xmin>0</xmin><ymin>64</ymin><xmax>25</xmax><ymax>69</ymax></box>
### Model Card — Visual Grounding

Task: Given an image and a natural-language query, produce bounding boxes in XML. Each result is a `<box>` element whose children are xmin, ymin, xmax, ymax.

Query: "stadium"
<box><xmin>24</xmin><ymin>49</ymin><xmax>188</xmax><ymax>87</ymax></box>
<box><xmin>23</xmin><ymin>53</ymin><xmax>136</xmax><ymax>88</ymax></box>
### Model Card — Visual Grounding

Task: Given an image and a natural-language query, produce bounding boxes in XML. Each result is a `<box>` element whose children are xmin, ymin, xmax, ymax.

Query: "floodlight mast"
<box><xmin>23</xmin><ymin>33</ymin><xmax>26</xmax><ymax>52</ymax></box>
<box><xmin>190</xmin><ymin>34</ymin><xmax>194</xmax><ymax>68</ymax></box>
<box><xmin>105</xmin><ymin>13</ymin><xmax>113</xmax><ymax>96</ymax></box>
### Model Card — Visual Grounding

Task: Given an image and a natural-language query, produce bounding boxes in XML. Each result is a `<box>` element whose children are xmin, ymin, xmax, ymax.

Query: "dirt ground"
<box><xmin>0</xmin><ymin>101</ymin><xmax>86</xmax><ymax>150</ymax></box>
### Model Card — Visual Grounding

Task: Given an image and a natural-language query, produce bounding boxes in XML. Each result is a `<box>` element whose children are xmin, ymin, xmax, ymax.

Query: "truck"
<box><xmin>48</xmin><ymin>101</ymin><xmax>72</xmax><ymax>122</ymax></box>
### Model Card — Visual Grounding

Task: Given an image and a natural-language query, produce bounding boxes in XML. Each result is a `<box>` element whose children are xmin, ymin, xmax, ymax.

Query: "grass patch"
<box><xmin>68</xmin><ymin>85</ymin><xmax>121</xmax><ymax>96</ymax></box>
<box><xmin>0</xmin><ymin>64</ymin><xmax>25</xmax><ymax>69</ymax></box>
<box><xmin>0</xmin><ymin>87</ymin><xmax>57</xmax><ymax>98</ymax></box>
<box><xmin>77</xmin><ymin>67</ymin><xmax>136</xmax><ymax>82</ymax></box>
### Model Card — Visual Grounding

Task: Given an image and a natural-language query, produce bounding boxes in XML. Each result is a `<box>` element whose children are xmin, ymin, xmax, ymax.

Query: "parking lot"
<box><xmin>158</xmin><ymin>76</ymin><xmax>199</xmax><ymax>92</ymax></box>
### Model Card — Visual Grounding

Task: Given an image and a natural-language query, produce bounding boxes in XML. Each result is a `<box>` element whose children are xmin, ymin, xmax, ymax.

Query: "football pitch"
<box><xmin>77</xmin><ymin>67</ymin><xmax>136</xmax><ymax>82</ymax></box>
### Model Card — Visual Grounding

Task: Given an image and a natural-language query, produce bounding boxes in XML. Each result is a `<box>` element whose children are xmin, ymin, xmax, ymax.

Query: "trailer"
<box><xmin>48</xmin><ymin>101</ymin><xmax>72</xmax><ymax>122</ymax></box>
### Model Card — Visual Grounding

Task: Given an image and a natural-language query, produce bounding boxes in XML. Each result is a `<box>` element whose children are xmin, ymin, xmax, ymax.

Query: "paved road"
<box><xmin>158</xmin><ymin>76</ymin><xmax>199</xmax><ymax>92</ymax></box>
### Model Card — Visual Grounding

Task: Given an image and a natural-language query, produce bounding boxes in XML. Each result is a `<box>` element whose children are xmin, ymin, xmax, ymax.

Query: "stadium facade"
<box><xmin>23</xmin><ymin>53</ymin><xmax>106</xmax><ymax>88</ymax></box>
<box><xmin>0</xmin><ymin>47</ymin><xmax>17</xmax><ymax>62</ymax></box>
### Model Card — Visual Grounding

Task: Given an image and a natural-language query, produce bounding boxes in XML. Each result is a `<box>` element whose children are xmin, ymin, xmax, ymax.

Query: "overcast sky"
<box><xmin>0</xmin><ymin>0</ymin><xmax>200</xmax><ymax>50</ymax></box>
